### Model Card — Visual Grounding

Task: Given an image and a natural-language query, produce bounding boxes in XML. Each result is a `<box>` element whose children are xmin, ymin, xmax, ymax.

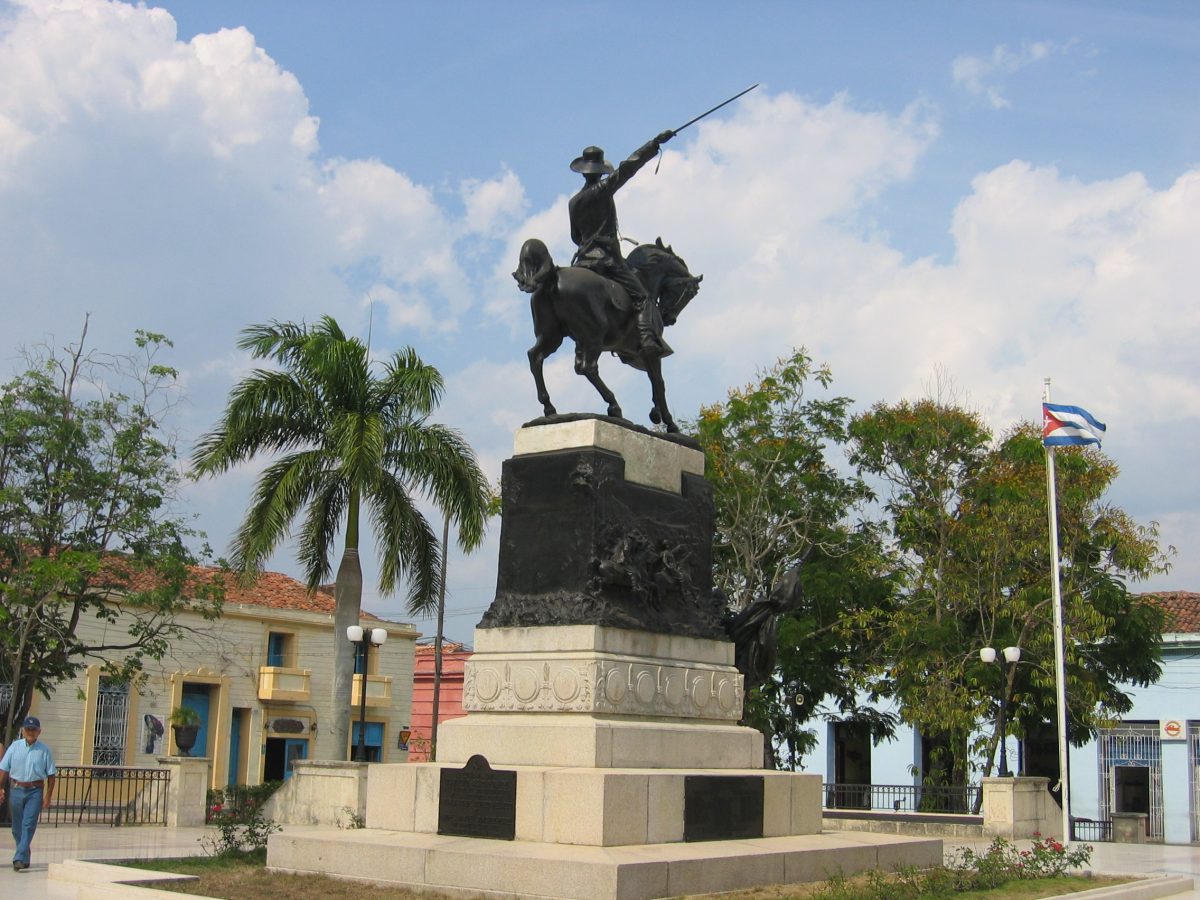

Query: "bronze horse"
<box><xmin>514</xmin><ymin>237</ymin><xmax>701</xmax><ymax>433</ymax></box>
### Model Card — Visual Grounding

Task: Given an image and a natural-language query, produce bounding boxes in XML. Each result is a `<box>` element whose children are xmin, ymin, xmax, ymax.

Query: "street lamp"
<box><xmin>980</xmin><ymin>645</ymin><xmax>1021</xmax><ymax>777</ymax></box>
<box><xmin>347</xmin><ymin>624</ymin><xmax>388</xmax><ymax>762</ymax></box>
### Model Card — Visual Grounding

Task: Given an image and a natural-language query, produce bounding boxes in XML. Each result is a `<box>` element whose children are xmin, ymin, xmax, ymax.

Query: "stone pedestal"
<box><xmin>157</xmin><ymin>756</ymin><xmax>210</xmax><ymax>828</ymax></box>
<box><xmin>1111</xmin><ymin>812</ymin><xmax>1148</xmax><ymax>843</ymax></box>
<box><xmin>982</xmin><ymin>776</ymin><xmax>1061</xmax><ymax>840</ymax></box>
<box><xmin>480</xmin><ymin>417</ymin><xmax>726</xmax><ymax>640</ymax></box>
<box><xmin>261</xmin><ymin>760</ymin><xmax>367</xmax><ymax>827</ymax></box>
<box><xmin>267</xmin><ymin>417</ymin><xmax>941</xmax><ymax>898</ymax></box>
<box><xmin>438</xmin><ymin>625</ymin><xmax>761</xmax><ymax>769</ymax></box>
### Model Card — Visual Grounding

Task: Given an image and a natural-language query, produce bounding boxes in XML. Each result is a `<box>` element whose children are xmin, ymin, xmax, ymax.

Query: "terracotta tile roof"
<box><xmin>1144</xmin><ymin>592</ymin><xmax>1200</xmax><ymax>634</ymax></box>
<box><xmin>114</xmin><ymin>560</ymin><xmax>379</xmax><ymax>619</ymax></box>
<box><xmin>415</xmin><ymin>641</ymin><xmax>468</xmax><ymax>655</ymax></box>
<box><xmin>221</xmin><ymin>570</ymin><xmax>357</xmax><ymax>616</ymax></box>
<box><xmin>10</xmin><ymin>546</ymin><xmax>384</xmax><ymax>620</ymax></box>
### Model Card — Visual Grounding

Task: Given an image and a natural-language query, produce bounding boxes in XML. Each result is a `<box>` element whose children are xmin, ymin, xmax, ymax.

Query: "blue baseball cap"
<box><xmin>21</xmin><ymin>716</ymin><xmax>40</xmax><ymax>729</ymax></box>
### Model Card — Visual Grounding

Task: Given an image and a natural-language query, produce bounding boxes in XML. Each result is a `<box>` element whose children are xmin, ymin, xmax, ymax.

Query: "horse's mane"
<box><xmin>627</xmin><ymin>238</ymin><xmax>686</xmax><ymax>273</ymax></box>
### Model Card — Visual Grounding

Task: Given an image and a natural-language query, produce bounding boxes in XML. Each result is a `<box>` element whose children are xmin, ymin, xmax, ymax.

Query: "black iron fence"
<box><xmin>41</xmin><ymin>766</ymin><xmax>170</xmax><ymax>826</ymax></box>
<box><xmin>1070</xmin><ymin>817</ymin><xmax>1112</xmax><ymax>842</ymax></box>
<box><xmin>824</xmin><ymin>782</ymin><xmax>981</xmax><ymax>815</ymax></box>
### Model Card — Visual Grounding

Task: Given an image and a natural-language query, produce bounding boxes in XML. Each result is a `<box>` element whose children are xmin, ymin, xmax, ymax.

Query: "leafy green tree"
<box><xmin>848</xmin><ymin>400</ymin><xmax>1169</xmax><ymax>785</ymax></box>
<box><xmin>0</xmin><ymin>323</ymin><xmax>221</xmax><ymax>745</ymax></box>
<box><xmin>692</xmin><ymin>350</ymin><xmax>892</xmax><ymax>767</ymax></box>
<box><xmin>846</xmin><ymin>398</ymin><xmax>991</xmax><ymax>785</ymax></box>
<box><xmin>192</xmin><ymin>317</ymin><xmax>490</xmax><ymax>760</ymax></box>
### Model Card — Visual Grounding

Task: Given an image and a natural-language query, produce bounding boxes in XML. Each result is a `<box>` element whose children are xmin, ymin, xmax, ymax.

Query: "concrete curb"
<box><xmin>48</xmin><ymin>859</ymin><xmax>205</xmax><ymax>900</ymax></box>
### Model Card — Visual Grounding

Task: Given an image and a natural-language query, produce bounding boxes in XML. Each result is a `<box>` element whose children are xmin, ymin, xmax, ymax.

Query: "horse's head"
<box><xmin>629</xmin><ymin>237</ymin><xmax>703</xmax><ymax>325</ymax></box>
<box><xmin>513</xmin><ymin>238</ymin><xmax>555</xmax><ymax>294</ymax></box>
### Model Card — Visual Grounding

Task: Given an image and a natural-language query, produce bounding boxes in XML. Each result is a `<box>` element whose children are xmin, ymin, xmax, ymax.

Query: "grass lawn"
<box><xmin>124</xmin><ymin>853</ymin><xmax>1130</xmax><ymax>900</ymax></box>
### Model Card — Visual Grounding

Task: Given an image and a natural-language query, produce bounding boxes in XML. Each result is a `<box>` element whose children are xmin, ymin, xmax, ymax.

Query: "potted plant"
<box><xmin>169</xmin><ymin>706</ymin><xmax>202</xmax><ymax>756</ymax></box>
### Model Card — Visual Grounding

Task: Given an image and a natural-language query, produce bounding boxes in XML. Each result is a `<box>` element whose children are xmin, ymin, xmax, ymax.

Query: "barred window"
<box><xmin>92</xmin><ymin>677</ymin><xmax>130</xmax><ymax>766</ymax></box>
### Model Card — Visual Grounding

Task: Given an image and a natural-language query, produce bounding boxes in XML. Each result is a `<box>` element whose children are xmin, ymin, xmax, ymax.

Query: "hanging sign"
<box><xmin>398</xmin><ymin>729</ymin><xmax>412</xmax><ymax>750</ymax></box>
<box><xmin>1161</xmin><ymin>719</ymin><xmax>1185</xmax><ymax>741</ymax></box>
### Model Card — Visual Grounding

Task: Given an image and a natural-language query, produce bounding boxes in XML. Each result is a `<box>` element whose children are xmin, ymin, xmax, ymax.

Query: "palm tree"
<box><xmin>192</xmin><ymin>316</ymin><xmax>489</xmax><ymax>760</ymax></box>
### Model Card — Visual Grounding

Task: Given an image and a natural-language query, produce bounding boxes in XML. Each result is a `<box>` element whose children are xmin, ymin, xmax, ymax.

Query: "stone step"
<box><xmin>267</xmin><ymin>828</ymin><xmax>943</xmax><ymax>900</ymax></box>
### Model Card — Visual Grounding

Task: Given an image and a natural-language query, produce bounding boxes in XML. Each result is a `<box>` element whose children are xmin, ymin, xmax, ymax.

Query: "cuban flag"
<box><xmin>1042</xmin><ymin>402</ymin><xmax>1106</xmax><ymax>447</ymax></box>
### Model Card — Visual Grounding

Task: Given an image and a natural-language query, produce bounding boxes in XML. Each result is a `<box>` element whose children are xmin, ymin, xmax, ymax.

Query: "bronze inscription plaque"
<box><xmin>683</xmin><ymin>774</ymin><xmax>764</xmax><ymax>841</ymax></box>
<box><xmin>437</xmin><ymin>754</ymin><xmax>517</xmax><ymax>840</ymax></box>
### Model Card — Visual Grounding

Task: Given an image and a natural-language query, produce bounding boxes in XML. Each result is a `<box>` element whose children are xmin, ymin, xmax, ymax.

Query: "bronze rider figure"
<box><xmin>568</xmin><ymin>129</ymin><xmax>675</xmax><ymax>354</ymax></box>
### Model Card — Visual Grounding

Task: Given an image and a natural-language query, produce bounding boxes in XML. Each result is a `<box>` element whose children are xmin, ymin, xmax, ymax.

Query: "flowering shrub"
<box><xmin>202</xmin><ymin>782</ymin><xmax>285</xmax><ymax>857</ymax></box>
<box><xmin>1019</xmin><ymin>833</ymin><xmax>1093</xmax><ymax>878</ymax></box>
<box><xmin>818</xmin><ymin>835</ymin><xmax>1095</xmax><ymax>898</ymax></box>
<box><xmin>817</xmin><ymin>836</ymin><xmax>1094</xmax><ymax>898</ymax></box>
<box><xmin>947</xmin><ymin>834</ymin><xmax>1092</xmax><ymax>887</ymax></box>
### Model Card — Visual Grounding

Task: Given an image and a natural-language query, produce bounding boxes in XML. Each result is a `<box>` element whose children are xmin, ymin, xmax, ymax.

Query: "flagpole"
<box><xmin>1044</xmin><ymin>377</ymin><xmax>1072</xmax><ymax>844</ymax></box>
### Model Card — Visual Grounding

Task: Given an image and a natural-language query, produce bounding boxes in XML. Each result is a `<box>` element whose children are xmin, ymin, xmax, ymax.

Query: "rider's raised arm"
<box><xmin>606</xmin><ymin>130</ymin><xmax>675</xmax><ymax>194</ymax></box>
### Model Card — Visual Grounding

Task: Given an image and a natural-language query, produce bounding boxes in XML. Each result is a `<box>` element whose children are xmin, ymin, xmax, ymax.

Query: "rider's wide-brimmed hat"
<box><xmin>570</xmin><ymin>146</ymin><xmax>613</xmax><ymax>175</ymax></box>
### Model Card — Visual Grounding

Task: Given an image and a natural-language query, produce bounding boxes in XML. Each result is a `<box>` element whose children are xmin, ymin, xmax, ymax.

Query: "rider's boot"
<box><xmin>636</xmin><ymin>300</ymin><xmax>663</xmax><ymax>355</ymax></box>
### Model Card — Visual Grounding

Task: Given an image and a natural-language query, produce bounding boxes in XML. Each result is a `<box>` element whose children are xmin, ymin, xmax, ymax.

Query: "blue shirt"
<box><xmin>0</xmin><ymin>738</ymin><xmax>56</xmax><ymax>782</ymax></box>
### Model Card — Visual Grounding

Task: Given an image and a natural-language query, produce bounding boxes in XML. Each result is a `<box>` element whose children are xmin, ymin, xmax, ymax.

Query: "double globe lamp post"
<box><xmin>347</xmin><ymin>625</ymin><xmax>388</xmax><ymax>762</ymax></box>
<box><xmin>979</xmin><ymin>645</ymin><xmax>1021</xmax><ymax>777</ymax></box>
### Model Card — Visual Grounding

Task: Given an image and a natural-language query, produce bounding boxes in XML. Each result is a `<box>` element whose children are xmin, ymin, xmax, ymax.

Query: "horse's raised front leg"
<box><xmin>645</xmin><ymin>356</ymin><xmax>678</xmax><ymax>433</ymax></box>
<box><xmin>528</xmin><ymin>333</ymin><xmax>563</xmax><ymax>417</ymax></box>
<box><xmin>576</xmin><ymin>345</ymin><xmax>622</xmax><ymax>420</ymax></box>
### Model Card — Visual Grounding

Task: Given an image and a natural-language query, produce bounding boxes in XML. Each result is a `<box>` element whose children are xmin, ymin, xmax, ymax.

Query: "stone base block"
<box><xmin>260</xmin><ymin>760</ymin><xmax>367</xmax><ymax>827</ymax></box>
<box><xmin>368</xmin><ymin>763</ymin><xmax>821</xmax><ymax>847</ymax></box>
<box><xmin>463</xmin><ymin>626</ymin><xmax>744</xmax><ymax>723</ymax></box>
<box><xmin>436</xmin><ymin>714</ymin><xmax>763</xmax><ymax>769</ymax></box>
<box><xmin>267</xmin><ymin>828</ymin><xmax>943</xmax><ymax>900</ymax></box>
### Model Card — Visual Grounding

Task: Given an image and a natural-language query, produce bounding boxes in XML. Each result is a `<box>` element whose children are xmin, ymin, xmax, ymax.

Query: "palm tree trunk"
<box><xmin>330</xmin><ymin>547</ymin><xmax>363</xmax><ymax>761</ymax></box>
<box><xmin>430</xmin><ymin>515</ymin><xmax>450</xmax><ymax>761</ymax></box>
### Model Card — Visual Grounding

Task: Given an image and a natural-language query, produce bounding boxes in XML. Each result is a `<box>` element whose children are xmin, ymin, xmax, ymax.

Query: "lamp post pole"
<box><xmin>347</xmin><ymin>625</ymin><xmax>388</xmax><ymax>762</ymax></box>
<box><xmin>980</xmin><ymin>645</ymin><xmax>1021</xmax><ymax>777</ymax></box>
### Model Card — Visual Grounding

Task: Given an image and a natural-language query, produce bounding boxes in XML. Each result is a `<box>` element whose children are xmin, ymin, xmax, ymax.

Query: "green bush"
<box><xmin>948</xmin><ymin>834</ymin><xmax>1093</xmax><ymax>886</ymax></box>
<box><xmin>202</xmin><ymin>781</ymin><xmax>284</xmax><ymax>857</ymax></box>
<box><xmin>818</xmin><ymin>836</ymin><xmax>1094</xmax><ymax>898</ymax></box>
<box><xmin>206</xmin><ymin>781</ymin><xmax>282</xmax><ymax>824</ymax></box>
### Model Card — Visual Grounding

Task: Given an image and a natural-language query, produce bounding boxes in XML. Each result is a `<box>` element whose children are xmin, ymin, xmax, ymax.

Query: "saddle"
<box><xmin>573</xmin><ymin>256</ymin><xmax>636</xmax><ymax>315</ymax></box>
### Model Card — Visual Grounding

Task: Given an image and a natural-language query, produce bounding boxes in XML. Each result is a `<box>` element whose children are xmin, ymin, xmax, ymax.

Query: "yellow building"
<box><xmin>17</xmin><ymin>568</ymin><xmax>418</xmax><ymax>789</ymax></box>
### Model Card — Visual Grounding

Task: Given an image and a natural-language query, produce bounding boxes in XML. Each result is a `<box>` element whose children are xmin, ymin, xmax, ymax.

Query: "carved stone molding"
<box><xmin>462</xmin><ymin>654</ymin><xmax>743</xmax><ymax>721</ymax></box>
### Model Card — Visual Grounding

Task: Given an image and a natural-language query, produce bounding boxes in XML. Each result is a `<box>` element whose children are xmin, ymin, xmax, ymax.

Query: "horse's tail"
<box><xmin>513</xmin><ymin>238</ymin><xmax>556</xmax><ymax>294</ymax></box>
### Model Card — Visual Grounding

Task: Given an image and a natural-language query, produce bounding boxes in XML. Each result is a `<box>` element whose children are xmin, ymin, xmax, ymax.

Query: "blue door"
<box><xmin>181</xmin><ymin>684</ymin><xmax>211</xmax><ymax>758</ymax></box>
<box><xmin>283</xmin><ymin>738</ymin><xmax>308</xmax><ymax>779</ymax></box>
<box><xmin>227</xmin><ymin>711</ymin><xmax>243</xmax><ymax>785</ymax></box>
<box><xmin>351</xmin><ymin>722</ymin><xmax>384</xmax><ymax>762</ymax></box>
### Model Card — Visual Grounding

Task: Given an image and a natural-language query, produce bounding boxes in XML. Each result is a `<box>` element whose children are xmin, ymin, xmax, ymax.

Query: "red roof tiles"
<box><xmin>1146</xmin><ymin>592</ymin><xmax>1200</xmax><ymax>635</ymax></box>
<box><xmin>117</xmin><ymin>561</ymin><xmax>380</xmax><ymax>619</ymax></box>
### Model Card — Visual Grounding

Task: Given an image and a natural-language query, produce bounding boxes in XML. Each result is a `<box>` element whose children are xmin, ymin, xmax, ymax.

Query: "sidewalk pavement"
<box><xmin>945</xmin><ymin>837</ymin><xmax>1200</xmax><ymax>899</ymax></box>
<box><xmin>0</xmin><ymin>822</ymin><xmax>215</xmax><ymax>898</ymax></box>
<box><xmin>1</xmin><ymin>825</ymin><xmax>1197</xmax><ymax>898</ymax></box>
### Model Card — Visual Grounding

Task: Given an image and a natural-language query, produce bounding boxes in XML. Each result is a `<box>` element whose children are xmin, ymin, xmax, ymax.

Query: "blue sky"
<box><xmin>1</xmin><ymin>0</ymin><xmax>1197</xmax><ymax>643</ymax></box>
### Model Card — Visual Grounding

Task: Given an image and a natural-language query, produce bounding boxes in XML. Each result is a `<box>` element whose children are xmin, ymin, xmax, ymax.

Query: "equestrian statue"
<box><xmin>514</xmin><ymin>86</ymin><xmax>756</xmax><ymax>433</ymax></box>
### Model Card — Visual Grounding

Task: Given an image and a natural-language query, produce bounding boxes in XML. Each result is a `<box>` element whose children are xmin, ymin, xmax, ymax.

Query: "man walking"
<box><xmin>0</xmin><ymin>716</ymin><xmax>56</xmax><ymax>871</ymax></box>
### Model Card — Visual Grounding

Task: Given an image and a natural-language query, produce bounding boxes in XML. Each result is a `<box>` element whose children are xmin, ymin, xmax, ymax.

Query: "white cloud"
<box><xmin>0</xmin><ymin>1</ymin><xmax>1194</xmax><ymax>606</ymax></box>
<box><xmin>952</xmin><ymin>40</ymin><xmax>1077</xmax><ymax>109</ymax></box>
<box><xmin>497</xmin><ymin>86</ymin><xmax>1199</xmax><ymax>593</ymax></box>
<box><xmin>0</xmin><ymin>0</ymin><xmax>506</xmax><ymax>369</ymax></box>
<box><xmin>459</xmin><ymin>168</ymin><xmax>526</xmax><ymax>240</ymax></box>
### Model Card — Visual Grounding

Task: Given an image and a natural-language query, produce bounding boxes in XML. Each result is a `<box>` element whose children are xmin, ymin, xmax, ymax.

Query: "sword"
<box><xmin>672</xmin><ymin>84</ymin><xmax>759</xmax><ymax>135</ymax></box>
